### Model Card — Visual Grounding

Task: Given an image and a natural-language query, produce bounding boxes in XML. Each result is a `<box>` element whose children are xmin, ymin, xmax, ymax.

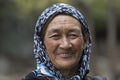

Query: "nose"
<box><xmin>59</xmin><ymin>36</ymin><xmax>72</xmax><ymax>49</ymax></box>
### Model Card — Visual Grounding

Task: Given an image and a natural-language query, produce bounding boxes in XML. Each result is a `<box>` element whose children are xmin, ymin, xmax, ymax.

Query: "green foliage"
<box><xmin>12</xmin><ymin>0</ymin><xmax>72</xmax><ymax>17</ymax></box>
<box><xmin>91</xmin><ymin>0</ymin><xmax>108</xmax><ymax>19</ymax></box>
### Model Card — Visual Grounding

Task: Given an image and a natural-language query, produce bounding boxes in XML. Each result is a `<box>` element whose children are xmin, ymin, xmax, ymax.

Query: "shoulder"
<box><xmin>22</xmin><ymin>71</ymin><xmax>51</xmax><ymax>80</ymax></box>
<box><xmin>85</xmin><ymin>76</ymin><xmax>107</xmax><ymax>80</ymax></box>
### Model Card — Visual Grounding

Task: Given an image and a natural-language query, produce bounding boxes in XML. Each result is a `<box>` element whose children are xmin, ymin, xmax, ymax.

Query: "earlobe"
<box><xmin>83</xmin><ymin>42</ymin><xmax>87</xmax><ymax>49</ymax></box>
<box><xmin>83</xmin><ymin>43</ymin><xmax>88</xmax><ymax>49</ymax></box>
<box><xmin>83</xmin><ymin>38</ymin><xmax>89</xmax><ymax>49</ymax></box>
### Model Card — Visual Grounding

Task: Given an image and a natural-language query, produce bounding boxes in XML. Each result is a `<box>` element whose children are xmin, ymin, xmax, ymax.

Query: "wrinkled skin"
<box><xmin>44</xmin><ymin>15</ymin><xmax>87</xmax><ymax>78</ymax></box>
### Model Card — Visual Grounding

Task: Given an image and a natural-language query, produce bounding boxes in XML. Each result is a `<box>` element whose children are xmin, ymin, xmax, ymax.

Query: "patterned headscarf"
<box><xmin>34</xmin><ymin>3</ymin><xmax>92</xmax><ymax>80</ymax></box>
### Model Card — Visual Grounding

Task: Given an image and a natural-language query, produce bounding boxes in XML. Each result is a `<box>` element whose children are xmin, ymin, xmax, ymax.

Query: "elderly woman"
<box><xmin>23</xmin><ymin>3</ymin><xmax>106</xmax><ymax>80</ymax></box>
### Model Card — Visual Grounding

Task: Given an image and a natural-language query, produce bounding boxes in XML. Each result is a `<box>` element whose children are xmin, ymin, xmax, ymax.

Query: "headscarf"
<box><xmin>33</xmin><ymin>3</ymin><xmax>92</xmax><ymax>80</ymax></box>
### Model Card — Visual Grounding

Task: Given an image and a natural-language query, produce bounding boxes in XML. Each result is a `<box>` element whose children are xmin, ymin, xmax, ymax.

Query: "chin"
<box><xmin>54</xmin><ymin>60</ymin><xmax>79</xmax><ymax>70</ymax></box>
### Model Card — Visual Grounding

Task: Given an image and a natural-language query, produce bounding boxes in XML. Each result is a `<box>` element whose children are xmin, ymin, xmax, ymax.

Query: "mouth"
<box><xmin>58</xmin><ymin>53</ymin><xmax>73</xmax><ymax>58</ymax></box>
<box><xmin>56</xmin><ymin>51</ymin><xmax>74</xmax><ymax>58</ymax></box>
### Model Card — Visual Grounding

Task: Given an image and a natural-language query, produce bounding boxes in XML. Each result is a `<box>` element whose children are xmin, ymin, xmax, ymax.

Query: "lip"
<box><xmin>56</xmin><ymin>52</ymin><xmax>73</xmax><ymax>58</ymax></box>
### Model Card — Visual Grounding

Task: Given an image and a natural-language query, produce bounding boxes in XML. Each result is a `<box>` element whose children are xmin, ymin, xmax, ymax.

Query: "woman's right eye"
<box><xmin>50</xmin><ymin>35</ymin><xmax>61</xmax><ymax>40</ymax></box>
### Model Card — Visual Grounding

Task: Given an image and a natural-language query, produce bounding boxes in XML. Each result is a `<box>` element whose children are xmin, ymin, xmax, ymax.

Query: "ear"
<box><xmin>83</xmin><ymin>37</ymin><xmax>89</xmax><ymax>49</ymax></box>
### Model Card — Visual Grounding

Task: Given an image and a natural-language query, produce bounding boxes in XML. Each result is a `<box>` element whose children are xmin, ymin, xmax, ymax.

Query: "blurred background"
<box><xmin>0</xmin><ymin>0</ymin><xmax>120</xmax><ymax>80</ymax></box>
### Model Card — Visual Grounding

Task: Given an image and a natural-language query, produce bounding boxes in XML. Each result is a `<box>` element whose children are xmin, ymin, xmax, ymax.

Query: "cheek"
<box><xmin>72</xmin><ymin>39</ymin><xmax>85</xmax><ymax>62</ymax></box>
<box><xmin>44</xmin><ymin>39</ymin><xmax>58</xmax><ymax>57</ymax></box>
<box><xmin>72</xmin><ymin>38</ymin><xmax>84</xmax><ymax>50</ymax></box>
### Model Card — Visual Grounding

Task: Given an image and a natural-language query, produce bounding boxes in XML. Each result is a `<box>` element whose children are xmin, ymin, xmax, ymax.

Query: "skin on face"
<box><xmin>44</xmin><ymin>15</ymin><xmax>87</xmax><ymax>78</ymax></box>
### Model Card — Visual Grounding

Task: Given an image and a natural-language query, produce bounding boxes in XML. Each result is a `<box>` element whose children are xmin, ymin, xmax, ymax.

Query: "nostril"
<box><xmin>60</xmin><ymin>39</ymin><xmax>72</xmax><ymax>49</ymax></box>
<box><xmin>69</xmin><ymin>43</ymin><xmax>72</xmax><ymax>48</ymax></box>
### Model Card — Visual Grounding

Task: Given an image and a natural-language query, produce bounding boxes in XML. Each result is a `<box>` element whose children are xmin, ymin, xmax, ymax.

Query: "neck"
<box><xmin>59</xmin><ymin>66</ymin><xmax>79</xmax><ymax>79</ymax></box>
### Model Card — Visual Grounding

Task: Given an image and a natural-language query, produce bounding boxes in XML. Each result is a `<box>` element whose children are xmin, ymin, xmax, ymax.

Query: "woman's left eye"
<box><xmin>69</xmin><ymin>34</ymin><xmax>78</xmax><ymax>39</ymax></box>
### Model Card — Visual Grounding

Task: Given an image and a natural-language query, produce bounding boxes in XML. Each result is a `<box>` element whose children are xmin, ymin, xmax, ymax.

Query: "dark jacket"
<box><xmin>22</xmin><ymin>72</ymin><xmax>107</xmax><ymax>80</ymax></box>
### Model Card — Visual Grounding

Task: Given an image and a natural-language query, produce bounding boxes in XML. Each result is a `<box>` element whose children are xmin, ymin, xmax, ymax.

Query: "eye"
<box><xmin>69</xmin><ymin>34</ymin><xmax>78</xmax><ymax>39</ymax></box>
<box><xmin>49</xmin><ymin>34</ymin><xmax>61</xmax><ymax>40</ymax></box>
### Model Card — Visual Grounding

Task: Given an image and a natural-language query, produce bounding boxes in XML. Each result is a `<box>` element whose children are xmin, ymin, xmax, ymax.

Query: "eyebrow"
<box><xmin>47</xmin><ymin>28</ymin><xmax>61</xmax><ymax>34</ymax></box>
<box><xmin>67</xmin><ymin>28</ymin><xmax>81</xmax><ymax>33</ymax></box>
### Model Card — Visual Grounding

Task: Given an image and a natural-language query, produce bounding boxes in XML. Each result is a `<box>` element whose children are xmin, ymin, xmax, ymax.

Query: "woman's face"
<box><xmin>44</xmin><ymin>15</ymin><xmax>86</xmax><ymax>70</ymax></box>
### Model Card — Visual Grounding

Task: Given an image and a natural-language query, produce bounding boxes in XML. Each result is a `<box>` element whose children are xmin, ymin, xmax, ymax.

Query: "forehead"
<box><xmin>46</xmin><ymin>14</ymin><xmax>82</xmax><ymax>31</ymax></box>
